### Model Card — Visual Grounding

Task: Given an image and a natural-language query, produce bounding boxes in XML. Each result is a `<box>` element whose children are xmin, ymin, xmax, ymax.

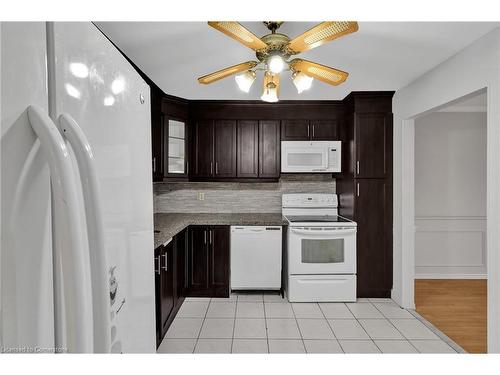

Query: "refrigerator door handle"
<box><xmin>58</xmin><ymin>113</ymin><xmax>111</xmax><ymax>353</ymax></box>
<box><xmin>27</xmin><ymin>106</ymin><xmax>93</xmax><ymax>353</ymax></box>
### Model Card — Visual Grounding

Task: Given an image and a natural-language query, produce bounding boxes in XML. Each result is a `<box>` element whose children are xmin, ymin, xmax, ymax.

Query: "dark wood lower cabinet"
<box><xmin>186</xmin><ymin>225</ymin><xmax>230</xmax><ymax>298</ymax></box>
<box><xmin>154</xmin><ymin>229</ymin><xmax>187</xmax><ymax>348</ymax></box>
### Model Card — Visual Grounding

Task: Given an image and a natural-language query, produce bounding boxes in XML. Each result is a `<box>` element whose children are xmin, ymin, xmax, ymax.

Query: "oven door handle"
<box><xmin>290</xmin><ymin>228</ymin><xmax>356</xmax><ymax>236</ymax></box>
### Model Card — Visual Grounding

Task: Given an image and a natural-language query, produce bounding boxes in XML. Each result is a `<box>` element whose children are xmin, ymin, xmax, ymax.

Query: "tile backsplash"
<box><xmin>154</xmin><ymin>174</ymin><xmax>336</xmax><ymax>213</ymax></box>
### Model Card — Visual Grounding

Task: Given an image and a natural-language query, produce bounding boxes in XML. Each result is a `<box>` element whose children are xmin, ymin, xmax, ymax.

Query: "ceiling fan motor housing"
<box><xmin>256</xmin><ymin>33</ymin><xmax>292</xmax><ymax>62</ymax></box>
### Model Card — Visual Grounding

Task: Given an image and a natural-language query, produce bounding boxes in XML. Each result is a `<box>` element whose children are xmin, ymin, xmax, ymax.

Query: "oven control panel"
<box><xmin>282</xmin><ymin>193</ymin><xmax>337</xmax><ymax>208</ymax></box>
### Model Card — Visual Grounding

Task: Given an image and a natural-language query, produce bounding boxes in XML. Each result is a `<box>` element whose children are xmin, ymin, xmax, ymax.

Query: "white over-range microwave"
<box><xmin>281</xmin><ymin>141</ymin><xmax>341</xmax><ymax>173</ymax></box>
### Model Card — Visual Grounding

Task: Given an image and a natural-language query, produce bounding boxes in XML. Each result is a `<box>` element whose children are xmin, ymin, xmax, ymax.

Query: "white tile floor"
<box><xmin>157</xmin><ymin>292</ymin><xmax>461</xmax><ymax>354</ymax></box>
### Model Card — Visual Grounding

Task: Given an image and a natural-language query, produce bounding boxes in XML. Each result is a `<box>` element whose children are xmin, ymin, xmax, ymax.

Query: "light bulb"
<box><xmin>261</xmin><ymin>82</ymin><xmax>279</xmax><ymax>103</ymax></box>
<box><xmin>268</xmin><ymin>55</ymin><xmax>285</xmax><ymax>74</ymax></box>
<box><xmin>235</xmin><ymin>70</ymin><xmax>256</xmax><ymax>93</ymax></box>
<box><xmin>292</xmin><ymin>71</ymin><xmax>313</xmax><ymax>93</ymax></box>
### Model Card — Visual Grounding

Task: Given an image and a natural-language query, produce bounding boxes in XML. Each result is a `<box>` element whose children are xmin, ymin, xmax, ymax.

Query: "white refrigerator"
<box><xmin>1</xmin><ymin>22</ymin><xmax>156</xmax><ymax>353</ymax></box>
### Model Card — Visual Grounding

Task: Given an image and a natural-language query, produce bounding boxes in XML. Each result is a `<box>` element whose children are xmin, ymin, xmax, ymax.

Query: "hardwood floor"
<box><xmin>414</xmin><ymin>279</ymin><xmax>487</xmax><ymax>353</ymax></box>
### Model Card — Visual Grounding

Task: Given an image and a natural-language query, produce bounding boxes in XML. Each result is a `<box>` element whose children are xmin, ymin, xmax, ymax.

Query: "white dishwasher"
<box><xmin>230</xmin><ymin>226</ymin><xmax>282</xmax><ymax>290</ymax></box>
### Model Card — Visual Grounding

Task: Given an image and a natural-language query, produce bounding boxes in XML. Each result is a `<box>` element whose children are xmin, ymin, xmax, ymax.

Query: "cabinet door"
<box><xmin>209</xmin><ymin>226</ymin><xmax>230</xmax><ymax>297</ymax></box>
<box><xmin>192</xmin><ymin>120</ymin><xmax>214</xmax><ymax>177</ymax></box>
<box><xmin>355</xmin><ymin>113</ymin><xmax>391</xmax><ymax>178</ymax></box>
<box><xmin>355</xmin><ymin>179</ymin><xmax>391</xmax><ymax>297</ymax></box>
<box><xmin>237</xmin><ymin>120</ymin><xmax>259</xmax><ymax>178</ymax></box>
<box><xmin>151</xmin><ymin>88</ymin><xmax>164</xmax><ymax>181</ymax></box>
<box><xmin>214</xmin><ymin>120</ymin><xmax>237</xmax><ymax>177</ymax></box>
<box><xmin>281</xmin><ymin>119</ymin><xmax>310</xmax><ymax>140</ymax></box>
<box><xmin>154</xmin><ymin>246</ymin><xmax>163</xmax><ymax>346</ymax></box>
<box><xmin>161</xmin><ymin>241</ymin><xmax>175</xmax><ymax>337</ymax></box>
<box><xmin>259</xmin><ymin>120</ymin><xmax>281</xmax><ymax>178</ymax></box>
<box><xmin>310</xmin><ymin>119</ymin><xmax>338</xmax><ymax>140</ymax></box>
<box><xmin>186</xmin><ymin>226</ymin><xmax>209</xmax><ymax>295</ymax></box>
<box><xmin>175</xmin><ymin>229</ymin><xmax>187</xmax><ymax>303</ymax></box>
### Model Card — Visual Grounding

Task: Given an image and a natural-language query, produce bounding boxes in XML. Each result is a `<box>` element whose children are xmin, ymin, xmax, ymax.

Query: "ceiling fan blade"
<box><xmin>263</xmin><ymin>72</ymin><xmax>280</xmax><ymax>96</ymax></box>
<box><xmin>208</xmin><ymin>21</ymin><xmax>268</xmax><ymax>51</ymax></box>
<box><xmin>290</xmin><ymin>59</ymin><xmax>348</xmax><ymax>86</ymax></box>
<box><xmin>287</xmin><ymin>21</ymin><xmax>358</xmax><ymax>53</ymax></box>
<box><xmin>198</xmin><ymin>61</ymin><xmax>258</xmax><ymax>84</ymax></box>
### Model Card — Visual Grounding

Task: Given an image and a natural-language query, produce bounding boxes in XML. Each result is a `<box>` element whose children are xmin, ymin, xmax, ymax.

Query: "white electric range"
<box><xmin>282</xmin><ymin>193</ymin><xmax>357</xmax><ymax>302</ymax></box>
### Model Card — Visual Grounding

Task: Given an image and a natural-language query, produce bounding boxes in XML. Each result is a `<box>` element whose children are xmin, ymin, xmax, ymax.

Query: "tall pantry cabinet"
<box><xmin>337</xmin><ymin>92</ymin><xmax>394</xmax><ymax>298</ymax></box>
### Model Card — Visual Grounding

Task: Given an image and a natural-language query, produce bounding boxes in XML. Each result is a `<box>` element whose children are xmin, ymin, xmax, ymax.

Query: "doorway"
<box><xmin>413</xmin><ymin>91</ymin><xmax>487</xmax><ymax>353</ymax></box>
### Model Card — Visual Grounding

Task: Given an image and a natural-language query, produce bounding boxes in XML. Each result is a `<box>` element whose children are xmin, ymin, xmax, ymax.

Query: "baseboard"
<box><xmin>415</xmin><ymin>273</ymin><xmax>487</xmax><ymax>279</ymax></box>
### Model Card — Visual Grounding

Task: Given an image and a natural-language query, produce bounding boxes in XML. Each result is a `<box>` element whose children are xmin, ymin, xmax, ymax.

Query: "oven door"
<box><xmin>281</xmin><ymin>143</ymin><xmax>328</xmax><ymax>172</ymax></box>
<box><xmin>288</xmin><ymin>226</ymin><xmax>356</xmax><ymax>274</ymax></box>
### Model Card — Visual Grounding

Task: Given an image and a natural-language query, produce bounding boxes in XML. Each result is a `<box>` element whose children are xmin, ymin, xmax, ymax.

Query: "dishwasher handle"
<box><xmin>231</xmin><ymin>226</ymin><xmax>281</xmax><ymax>233</ymax></box>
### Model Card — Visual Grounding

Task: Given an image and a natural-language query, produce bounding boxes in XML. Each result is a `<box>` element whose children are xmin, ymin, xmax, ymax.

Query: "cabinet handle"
<box><xmin>210</xmin><ymin>162</ymin><xmax>213</xmax><ymax>175</ymax></box>
<box><xmin>357</xmin><ymin>182</ymin><xmax>360</xmax><ymax>197</ymax></box>
<box><xmin>356</xmin><ymin>160</ymin><xmax>360</xmax><ymax>175</ymax></box>
<box><xmin>162</xmin><ymin>253</ymin><xmax>167</xmax><ymax>271</ymax></box>
<box><xmin>215</xmin><ymin>162</ymin><xmax>218</xmax><ymax>175</ymax></box>
<box><xmin>312</xmin><ymin>125</ymin><xmax>315</xmax><ymax>139</ymax></box>
<box><xmin>204</xmin><ymin>230</ymin><xmax>207</xmax><ymax>245</ymax></box>
<box><xmin>155</xmin><ymin>256</ymin><xmax>161</xmax><ymax>275</ymax></box>
<box><xmin>153</xmin><ymin>157</ymin><xmax>156</xmax><ymax>173</ymax></box>
<box><xmin>307</xmin><ymin>124</ymin><xmax>310</xmax><ymax>138</ymax></box>
<box><xmin>209</xmin><ymin>230</ymin><xmax>212</xmax><ymax>245</ymax></box>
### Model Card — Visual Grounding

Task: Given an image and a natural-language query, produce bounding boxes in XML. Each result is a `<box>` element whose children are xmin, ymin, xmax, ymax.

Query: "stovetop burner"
<box><xmin>285</xmin><ymin>215</ymin><xmax>353</xmax><ymax>223</ymax></box>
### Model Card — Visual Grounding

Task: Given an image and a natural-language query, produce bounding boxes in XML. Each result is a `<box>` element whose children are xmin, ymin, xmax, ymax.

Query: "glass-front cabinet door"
<box><xmin>164</xmin><ymin>117</ymin><xmax>187</xmax><ymax>176</ymax></box>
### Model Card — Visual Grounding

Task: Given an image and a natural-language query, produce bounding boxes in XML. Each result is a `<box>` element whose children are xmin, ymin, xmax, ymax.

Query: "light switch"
<box><xmin>197</xmin><ymin>192</ymin><xmax>205</xmax><ymax>201</ymax></box>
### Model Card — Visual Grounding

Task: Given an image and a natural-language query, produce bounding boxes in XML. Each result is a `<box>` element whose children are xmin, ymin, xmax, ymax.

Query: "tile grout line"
<box><xmin>318</xmin><ymin>302</ymin><xmax>345</xmax><ymax>353</ymax></box>
<box><xmin>262</xmin><ymin>295</ymin><xmax>270</xmax><ymax>354</ymax></box>
<box><xmin>345</xmin><ymin>301</ymin><xmax>382</xmax><ymax>353</ymax></box>
<box><xmin>230</xmin><ymin>296</ymin><xmax>237</xmax><ymax>353</ymax></box>
<box><xmin>371</xmin><ymin>301</ymin><xmax>423</xmax><ymax>353</ymax></box>
<box><xmin>290</xmin><ymin>303</ymin><xmax>309</xmax><ymax>353</ymax></box>
<box><xmin>193</xmin><ymin>298</ymin><xmax>211</xmax><ymax>353</ymax></box>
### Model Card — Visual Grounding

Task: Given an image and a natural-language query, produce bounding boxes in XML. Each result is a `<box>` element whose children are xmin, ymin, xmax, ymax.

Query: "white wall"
<box><xmin>414</xmin><ymin>112</ymin><xmax>486</xmax><ymax>278</ymax></box>
<box><xmin>392</xmin><ymin>27</ymin><xmax>500</xmax><ymax>352</ymax></box>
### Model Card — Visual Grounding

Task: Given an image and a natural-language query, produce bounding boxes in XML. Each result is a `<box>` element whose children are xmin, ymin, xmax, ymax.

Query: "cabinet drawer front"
<box><xmin>288</xmin><ymin>274</ymin><xmax>356</xmax><ymax>302</ymax></box>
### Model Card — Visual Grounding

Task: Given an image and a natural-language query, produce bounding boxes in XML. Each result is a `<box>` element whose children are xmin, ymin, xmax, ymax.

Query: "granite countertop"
<box><xmin>154</xmin><ymin>213</ymin><xmax>287</xmax><ymax>249</ymax></box>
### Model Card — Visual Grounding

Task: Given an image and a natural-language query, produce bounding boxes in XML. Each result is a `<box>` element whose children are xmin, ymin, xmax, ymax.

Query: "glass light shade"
<box><xmin>235</xmin><ymin>70</ymin><xmax>256</xmax><ymax>93</ymax></box>
<box><xmin>268</xmin><ymin>55</ymin><xmax>285</xmax><ymax>74</ymax></box>
<box><xmin>261</xmin><ymin>82</ymin><xmax>279</xmax><ymax>103</ymax></box>
<box><xmin>293</xmin><ymin>71</ymin><xmax>313</xmax><ymax>93</ymax></box>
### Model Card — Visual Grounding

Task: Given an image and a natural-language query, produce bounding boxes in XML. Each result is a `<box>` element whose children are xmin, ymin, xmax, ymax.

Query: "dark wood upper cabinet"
<box><xmin>237</xmin><ymin>120</ymin><xmax>259</xmax><ymax>178</ymax></box>
<box><xmin>214</xmin><ymin>120</ymin><xmax>237</xmax><ymax>178</ymax></box>
<box><xmin>310</xmin><ymin>119</ymin><xmax>338</xmax><ymax>140</ymax></box>
<box><xmin>151</xmin><ymin>88</ymin><xmax>164</xmax><ymax>182</ymax></box>
<box><xmin>192</xmin><ymin>120</ymin><xmax>214</xmax><ymax>178</ymax></box>
<box><xmin>355</xmin><ymin>179</ymin><xmax>391</xmax><ymax>297</ymax></box>
<box><xmin>355</xmin><ymin>113</ymin><xmax>391</xmax><ymax>178</ymax></box>
<box><xmin>259</xmin><ymin>120</ymin><xmax>281</xmax><ymax>178</ymax></box>
<box><xmin>281</xmin><ymin>119</ymin><xmax>310</xmax><ymax>140</ymax></box>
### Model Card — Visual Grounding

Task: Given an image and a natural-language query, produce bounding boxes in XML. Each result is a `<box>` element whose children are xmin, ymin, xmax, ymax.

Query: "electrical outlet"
<box><xmin>197</xmin><ymin>192</ymin><xmax>205</xmax><ymax>201</ymax></box>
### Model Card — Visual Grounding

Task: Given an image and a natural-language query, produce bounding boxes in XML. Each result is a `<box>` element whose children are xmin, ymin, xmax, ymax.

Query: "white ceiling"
<box><xmin>96</xmin><ymin>22</ymin><xmax>499</xmax><ymax>100</ymax></box>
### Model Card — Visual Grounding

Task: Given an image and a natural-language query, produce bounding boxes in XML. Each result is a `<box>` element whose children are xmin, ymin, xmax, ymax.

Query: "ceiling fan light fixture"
<box><xmin>261</xmin><ymin>81</ymin><xmax>279</xmax><ymax>103</ymax></box>
<box><xmin>235</xmin><ymin>70</ymin><xmax>256</xmax><ymax>93</ymax></box>
<box><xmin>268</xmin><ymin>55</ymin><xmax>285</xmax><ymax>74</ymax></box>
<box><xmin>292</xmin><ymin>71</ymin><xmax>313</xmax><ymax>93</ymax></box>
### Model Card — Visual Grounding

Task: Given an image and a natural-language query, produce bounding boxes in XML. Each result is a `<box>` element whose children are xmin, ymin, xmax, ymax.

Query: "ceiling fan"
<box><xmin>197</xmin><ymin>21</ymin><xmax>359</xmax><ymax>102</ymax></box>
